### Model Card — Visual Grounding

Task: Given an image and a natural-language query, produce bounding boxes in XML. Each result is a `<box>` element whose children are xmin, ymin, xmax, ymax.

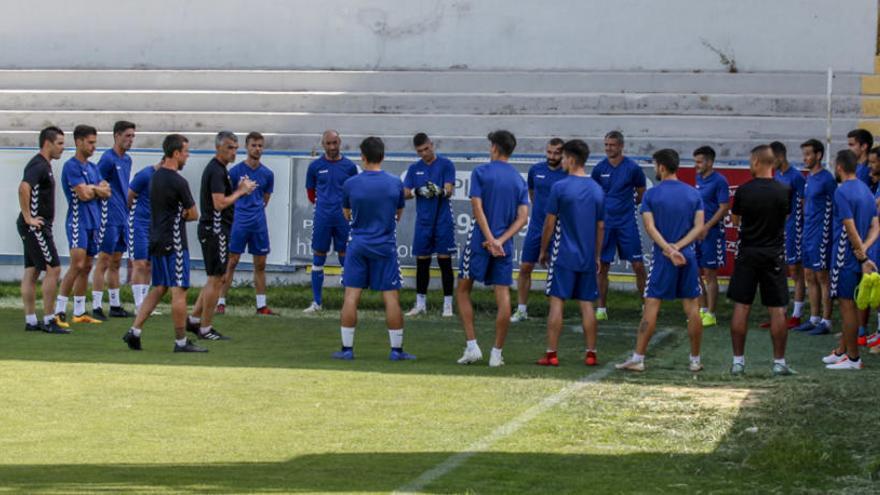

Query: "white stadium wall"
<box><xmin>0</xmin><ymin>0</ymin><xmax>875</xmax><ymax>72</ymax></box>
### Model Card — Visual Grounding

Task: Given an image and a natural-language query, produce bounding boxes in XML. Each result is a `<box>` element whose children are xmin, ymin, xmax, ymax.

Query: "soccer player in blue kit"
<box><xmin>304</xmin><ymin>130</ymin><xmax>359</xmax><ymax>313</ymax></box>
<box><xmin>333</xmin><ymin>137</ymin><xmax>415</xmax><ymax>361</ymax></box>
<box><xmin>218</xmin><ymin>132</ymin><xmax>278</xmax><ymax>315</ymax></box>
<box><xmin>511</xmin><ymin>137</ymin><xmax>566</xmax><ymax>323</ymax></box>
<box><xmin>456</xmin><ymin>130</ymin><xmax>529</xmax><ymax>367</ymax></box>
<box><xmin>123</xmin><ymin>134</ymin><xmax>204</xmax><ymax>353</ymax></box>
<box><xmin>55</xmin><ymin>125</ymin><xmax>111</xmax><ymax>326</ymax></box>
<box><xmin>128</xmin><ymin>158</ymin><xmax>162</xmax><ymax>315</ymax></box>
<box><xmin>536</xmin><ymin>139</ymin><xmax>603</xmax><ymax>367</ymax></box>
<box><xmin>792</xmin><ymin>139</ymin><xmax>836</xmax><ymax>335</ymax></box>
<box><xmin>591</xmin><ymin>131</ymin><xmax>647</xmax><ymax>321</ymax></box>
<box><xmin>93</xmin><ymin>121</ymin><xmax>136</xmax><ymax>319</ymax></box>
<box><xmin>771</xmin><ymin>141</ymin><xmax>806</xmax><ymax>329</ymax></box>
<box><xmin>402</xmin><ymin>133</ymin><xmax>457</xmax><ymax>318</ymax></box>
<box><xmin>822</xmin><ymin>150</ymin><xmax>879</xmax><ymax>370</ymax></box>
<box><xmin>692</xmin><ymin>146</ymin><xmax>729</xmax><ymax>328</ymax></box>
<box><xmin>848</xmin><ymin>128</ymin><xmax>875</xmax><ymax>193</ymax></box>
<box><xmin>616</xmin><ymin>149</ymin><xmax>705</xmax><ymax>373</ymax></box>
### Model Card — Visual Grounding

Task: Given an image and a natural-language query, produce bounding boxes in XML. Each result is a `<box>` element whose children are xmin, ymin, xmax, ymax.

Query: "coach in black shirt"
<box><xmin>727</xmin><ymin>145</ymin><xmax>796</xmax><ymax>376</ymax></box>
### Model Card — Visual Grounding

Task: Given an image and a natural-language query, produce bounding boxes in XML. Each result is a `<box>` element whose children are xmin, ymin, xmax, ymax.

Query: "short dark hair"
<box><xmin>605</xmin><ymin>130</ymin><xmax>624</xmax><ymax>145</ymax></box>
<box><xmin>38</xmin><ymin>126</ymin><xmax>64</xmax><ymax>148</ymax></box>
<box><xmin>413</xmin><ymin>132</ymin><xmax>430</xmax><ymax>148</ymax></box>
<box><xmin>800</xmin><ymin>138</ymin><xmax>825</xmax><ymax>160</ymax></box>
<box><xmin>488</xmin><ymin>130</ymin><xmax>516</xmax><ymax>157</ymax></box>
<box><xmin>561</xmin><ymin>139</ymin><xmax>590</xmax><ymax>166</ymax></box>
<box><xmin>360</xmin><ymin>136</ymin><xmax>385</xmax><ymax>163</ymax></box>
<box><xmin>836</xmin><ymin>149</ymin><xmax>858</xmax><ymax>174</ymax></box>
<box><xmin>693</xmin><ymin>145</ymin><xmax>716</xmax><ymax>162</ymax></box>
<box><xmin>848</xmin><ymin>128</ymin><xmax>874</xmax><ymax>150</ymax></box>
<box><xmin>769</xmin><ymin>141</ymin><xmax>787</xmax><ymax>159</ymax></box>
<box><xmin>652</xmin><ymin>149</ymin><xmax>680</xmax><ymax>173</ymax></box>
<box><xmin>73</xmin><ymin>125</ymin><xmax>97</xmax><ymax>141</ymax></box>
<box><xmin>113</xmin><ymin>121</ymin><xmax>136</xmax><ymax>136</ymax></box>
<box><xmin>870</xmin><ymin>147</ymin><xmax>880</xmax><ymax>160</ymax></box>
<box><xmin>548</xmin><ymin>137</ymin><xmax>565</xmax><ymax>147</ymax></box>
<box><xmin>245</xmin><ymin>131</ymin><xmax>264</xmax><ymax>144</ymax></box>
<box><xmin>163</xmin><ymin>134</ymin><xmax>188</xmax><ymax>158</ymax></box>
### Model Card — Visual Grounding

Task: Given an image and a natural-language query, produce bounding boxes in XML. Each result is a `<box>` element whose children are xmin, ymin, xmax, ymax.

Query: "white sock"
<box><xmin>792</xmin><ymin>301</ymin><xmax>804</xmax><ymax>318</ymax></box>
<box><xmin>132</xmin><ymin>284</ymin><xmax>146</xmax><ymax>308</ymax></box>
<box><xmin>733</xmin><ymin>355</ymin><xmax>745</xmax><ymax>366</ymax></box>
<box><xmin>25</xmin><ymin>314</ymin><xmax>37</xmax><ymax>325</ymax></box>
<box><xmin>43</xmin><ymin>314</ymin><xmax>55</xmax><ymax>324</ymax></box>
<box><xmin>597</xmin><ymin>307</ymin><xmax>607</xmax><ymax>313</ymax></box>
<box><xmin>388</xmin><ymin>329</ymin><xmax>403</xmax><ymax>348</ymax></box>
<box><xmin>175</xmin><ymin>337</ymin><xmax>187</xmax><ymax>347</ymax></box>
<box><xmin>92</xmin><ymin>291</ymin><xmax>104</xmax><ymax>310</ymax></box>
<box><xmin>443</xmin><ymin>295</ymin><xmax>453</xmax><ymax>306</ymax></box>
<box><xmin>810</xmin><ymin>315</ymin><xmax>822</xmax><ymax>325</ymax></box>
<box><xmin>517</xmin><ymin>304</ymin><xmax>527</xmax><ymax>313</ymax></box>
<box><xmin>140</xmin><ymin>285</ymin><xmax>150</xmax><ymax>301</ymax></box>
<box><xmin>54</xmin><ymin>295</ymin><xmax>68</xmax><ymax>315</ymax></box>
<box><xmin>774</xmin><ymin>358</ymin><xmax>786</xmax><ymax>366</ymax></box>
<box><xmin>256</xmin><ymin>294</ymin><xmax>266</xmax><ymax>309</ymax></box>
<box><xmin>631</xmin><ymin>352</ymin><xmax>644</xmax><ymax>362</ymax></box>
<box><xmin>73</xmin><ymin>296</ymin><xmax>86</xmax><ymax>316</ymax></box>
<box><xmin>690</xmin><ymin>355</ymin><xmax>701</xmax><ymax>364</ymax></box>
<box><xmin>199</xmin><ymin>325</ymin><xmax>211</xmax><ymax>335</ymax></box>
<box><xmin>491</xmin><ymin>347</ymin><xmax>503</xmax><ymax>357</ymax></box>
<box><xmin>823</xmin><ymin>319</ymin><xmax>833</xmax><ymax>329</ymax></box>
<box><xmin>466</xmin><ymin>339</ymin><xmax>479</xmax><ymax>352</ymax></box>
<box><xmin>416</xmin><ymin>294</ymin><xmax>426</xmax><ymax>308</ymax></box>
<box><xmin>700</xmin><ymin>307</ymin><xmax>708</xmax><ymax>313</ymax></box>
<box><xmin>131</xmin><ymin>327</ymin><xmax>142</xmax><ymax>337</ymax></box>
<box><xmin>109</xmin><ymin>288</ymin><xmax>121</xmax><ymax>307</ymax></box>
<box><xmin>341</xmin><ymin>326</ymin><xmax>355</xmax><ymax>348</ymax></box>
<box><xmin>188</xmin><ymin>315</ymin><xmax>200</xmax><ymax>324</ymax></box>
<box><xmin>218</xmin><ymin>297</ymin><xmax>226</xmax><ymax>306</ymax></box>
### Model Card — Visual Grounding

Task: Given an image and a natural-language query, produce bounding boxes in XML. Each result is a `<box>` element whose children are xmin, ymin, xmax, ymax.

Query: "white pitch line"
<box><xmin>392</xmin><ymin>329</ymin><xmax>673</xmax><ymax>495</ymax></box>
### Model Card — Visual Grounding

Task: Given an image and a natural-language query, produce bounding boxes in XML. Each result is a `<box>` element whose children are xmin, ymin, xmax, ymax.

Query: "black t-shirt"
<box><xmin>149</xmin><ymin>167</ymin><xmax>195</xmax><ymax>256</ymax></box>
<box><xmin>19</xmin><ymin>154</ymin><xmax>56</xmax><ymax>225</ymax></box>
<box><xmin>732</xmin><ymin>178</ymin><xmax>791</xmax><ymax>250</ymax></box>
<box><xmin>199</xmin><ymin>158</ymin><xmax>233</xmax><ymax>229</ymax></box>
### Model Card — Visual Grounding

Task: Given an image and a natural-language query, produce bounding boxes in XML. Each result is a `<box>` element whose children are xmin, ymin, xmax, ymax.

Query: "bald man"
<box><xmin>727</xmin><ymin>145</ymin><xmax>795</xmax><ymax>376</ymax></box>
<box><xmin>304</xmin><ymin>130</ymin><xmax>359</xmax><ymax>312</ymax></box>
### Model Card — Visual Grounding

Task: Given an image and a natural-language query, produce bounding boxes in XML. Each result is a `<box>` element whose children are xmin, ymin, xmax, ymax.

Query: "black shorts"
<box><xmin>17</xmin><ymin>218</ymin><xmax>60</xmax><ymax>271</ymax></box>
<box><xmin>198</xmin><ymin>223</ymin><xmax>229</xmax><ymax>277</ymax></box>
<box><xmin>727</xmin><ymin>246</ymin><xmax>789</xmax><ymax>307</ymax></box>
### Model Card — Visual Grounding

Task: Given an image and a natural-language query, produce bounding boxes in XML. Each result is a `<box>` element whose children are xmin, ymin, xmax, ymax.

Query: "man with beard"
<box><xmin>769</xmin><ymin>141</ymin><xmax>806</xmax><ymax>329</ymax></box>
<box><xmin>693</xmin><ymin>146</ymin><xmax>730</xmax><ymax>328</ymax></box>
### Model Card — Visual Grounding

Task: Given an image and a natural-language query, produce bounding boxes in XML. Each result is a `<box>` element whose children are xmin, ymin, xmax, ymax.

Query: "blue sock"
<box><xmin>859</xmin><ymin>326</ymin><xmax>867</xmax><ymax>337</ymax></box>
<box><xmin>312</xmin><ymin>254</ymin><xmax>326</xmax><ymax>305</ymax></box>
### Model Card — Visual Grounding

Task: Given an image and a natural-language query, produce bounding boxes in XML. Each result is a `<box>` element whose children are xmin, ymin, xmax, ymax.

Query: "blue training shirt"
<box><xmin>527</xmin><ymin>160</ymin><xmax>568</xmax><ymax>226</ymax></box>
<box><xmin>695</xmin><ymin>171</ymin><xmax>730</xmax><ymax>232</ymax></box>
<box><xmin>545</xmin><ymin>176</ymin><xmax>605</xmax><ymax>272</ymax></box>
<box><xmin>403</xmin><ymin>155</ymin><xmax>455</xmax><ymax>227</ymax></box>
<box><xmin>342</xmin><ymin>170</ymin><xmax>405</xmax><ymax>258</ymax></box>
<box><xmin>856</xmin><ymin>162</ymin><xmax>877</xmax><ymax>194</ymax></box>
<box><xmin>590</xmin><ymin>156</ymin><xmax>646</xmax><ymax>229</ymax></box>
<box><xmin>306</xmin><ymin>155</ymin><xmax>358</xmax><ymax>224</ymax></box>
<box><xmin>230</xmin><ymin>161</ymin><xmax>274</xmax><ymax>230</ymax></box>
<box><xmin>803</xmin><ymin>168</ymin><xmax>836</xmax><ymax>248</ymax></box>
<box><xmin>640</xmin><ymin>180</ymin><xmax>703</xmax><ymax>256</ymax></box>
<box><xmin>775</xmin><ymin>166</ymin><xmax>806</xmax><ymax>232</ymax></box>
<box><xmin>129</xmin><ymin>165</ymin><xmax>156</xmax><ymax>228</ymax></box>
<box><xmin>467</xmin><ymin>160</ymin><xmax>530</xmax><ymax>256</ymax></box>
<box><xmin>61</xmin><ymin>157</ymin><xmax>101</xmax><ymax>230</ymax></box>
<box><xmin>833</xmin><ymin>178</ymin><xmax>877</xmax><ymax>273</ymax></box>
<box><xmin>97</xmin><ymin>148</ymin><xmax>132</xmax><ymax>226</ymax></box>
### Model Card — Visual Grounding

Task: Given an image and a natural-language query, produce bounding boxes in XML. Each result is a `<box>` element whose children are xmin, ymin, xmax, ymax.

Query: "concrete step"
<box><xmin>0</xmin><ymin>90</ymin><xmax>858</xmax><ymax>117</ymax></box>
<box><xmin>0</xmin><ymin>70</ymin><xmax>861</xmax><ymax>95</ymax></box>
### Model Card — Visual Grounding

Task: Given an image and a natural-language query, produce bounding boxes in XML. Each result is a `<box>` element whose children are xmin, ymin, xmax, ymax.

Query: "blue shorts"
<box><xmin>546</xmin><ymin>264</ymin><xmax>598</xmax><ymax>301</ymax></box>
<box><xmin>342</xmin><ymin>248</ymin><xmax>401</xmax><ymax>291</ymax></box>
<box><xmin>459</xmin><ymin>249</ymin><xmax>513</xmax><ymax>286</ymax></box>
<box><xmin>231</xmin><ymin>226</ymin><xmax>271</xmax><ymax>256</ymax></box>
<box><xmin>802</xmin><ymin>235</ymin><xmax>832</xmax><ymax>272</ymax></box>
<box><xmin>601</xmin><ymin>222</ymin><xmax>643</xmax><ymax>263</ymax></box>
<box><xmin>830</xmin><ymin>266</ymin><xmax>860</xmax><ymax>300</ymax></box>
<box><xmin>412</xmin><ymin>221</ymin><xmax>457</xmax><ymax>257</ymax></box>
<box><xmin>784</xmin><ymin>223</ymin><xmax>802</xmax><ymax>265</ymax></box>
<box><xmin>130</xmin><ymin>222</ymin><xmax>150</xmax><ymax>261</ymax></box>
<box><xmin>520</xmin><ymin>223</ymin><xmax>543</xmax><ymax>264</ymax></box>
<box><xmin>99</xmin><ymin>223</ymin><xmax>128</xmax><ymax>255</ymax></box>
<box><xmin>312</xmin><ymin>220</ymin><xmax>349</xmax><ymax>254</ymax></box>
<box><xmin>644</xmin><ymin>251</ymin><xmax>701</xmax><ymax>300</ymax></box>
<box><xmin>66</xmin><ymin>224</ymin><xmax>99</xmax><ymax>257</ymax></box>
<box><xmin>151</xmin><ymin>249</ymin><xmax>190</xmax><ymax>288</ymax></box>
<box><xmin>696</xmin><ymin>229</ymin><xmax>726</xmax><ymax>269</ymax></box>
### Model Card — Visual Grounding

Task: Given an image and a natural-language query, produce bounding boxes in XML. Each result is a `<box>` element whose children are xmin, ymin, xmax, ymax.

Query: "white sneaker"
<box><xmin>302</xmin><ymin>302</ymin><xmax>322</xmax><ymax>313</ymax></box>
<box><xmin>442</xmin><ymin>302</ymin><xmax>454</xmax><ymax>317</ymax></box>
<box><xmin>457</xmin><ymin>347</ymin><xmax>483</xmax><ymax>364</ymax></box>
<box><xmin>510</xmin><ymin>309</ymin><xmax>528</xmax><ymax>323</ymax></box>
<box><xmin>405</xmin><ymin>305</ymin><xmax>426</xmax><ymax>317</ymax></box>
<box><xmin>688</xmin><ymin>361</ymin><xmax>704</xmax><ymax>372</ymax></box>
<box><xmin>489</xmin><ymin>351</ymin><xmax>505</xmax><ymax>367</ymax></box>
<box><xmin>615</xmin><ymin>358</ymin><xmax>645</xmax><ymax>372</ymax></box>
<box><xmin>821</xmin><ymin>351</ymin><xmax>846</xmax><ymax>365</ymax></box>
<box><xmin>826</xmin><ymin>356</ymin><xmax>863</xmax><ymax>370</ymax></box>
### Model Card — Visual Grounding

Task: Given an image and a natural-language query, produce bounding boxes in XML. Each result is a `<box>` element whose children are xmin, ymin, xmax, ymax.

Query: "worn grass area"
<box><xmin>0</xmin><ymin>284</ymin><xmax>878</xmax><ymax>494</ymax></box>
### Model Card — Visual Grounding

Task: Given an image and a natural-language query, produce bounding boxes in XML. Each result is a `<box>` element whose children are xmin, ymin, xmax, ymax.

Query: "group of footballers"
<box><xmin>15</xmin><ymin>121</ymin><xmax>880</xmax><ymax>370</ymax></box>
